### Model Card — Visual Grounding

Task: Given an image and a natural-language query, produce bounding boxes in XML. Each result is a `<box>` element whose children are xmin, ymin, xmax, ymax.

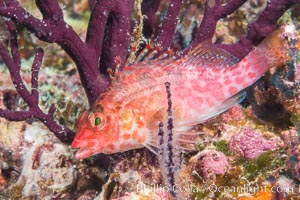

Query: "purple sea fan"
<box><xmin>229</xmin><ymin>127</ymin><xmax>279</xmax><ymax>159</ymax></box>
<box><xmin>191</xmin><ymin>149</ymin><xmax>229</xmax><ymax>179</ymax></box>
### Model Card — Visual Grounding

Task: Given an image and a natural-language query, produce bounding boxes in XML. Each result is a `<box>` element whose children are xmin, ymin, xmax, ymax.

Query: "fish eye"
<box><xmin>88</xmin><ymin>112</ymin><xmax>105</xmax><ymax>130</ymax></box>
<box><xmin>95</xmin><ymin>117</ymin><xmax>101</xmax><ymax>126</ymax></box>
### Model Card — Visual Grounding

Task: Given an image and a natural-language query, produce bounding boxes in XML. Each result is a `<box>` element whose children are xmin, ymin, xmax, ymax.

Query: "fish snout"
<box><xmin>71</xmin><ymin>138</ymin><xmax>99</xmax><ymax>149</ymax></box>
<box><xmin>71</xmin><ymin>139</ymin><xmax>81</xmax><ymax>148</ymax></box>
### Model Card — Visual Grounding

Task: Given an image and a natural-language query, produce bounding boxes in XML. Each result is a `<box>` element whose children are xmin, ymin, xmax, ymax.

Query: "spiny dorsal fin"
<box><xmin>187</xmin><ymin>43</ymin><xmax>240</xmax><ymax>68</ymax></box>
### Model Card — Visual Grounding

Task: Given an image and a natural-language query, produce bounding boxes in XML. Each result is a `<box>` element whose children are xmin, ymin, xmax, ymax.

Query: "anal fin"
<box><xmin>174</xmin><ymin>130</ymin><xmax>204</xmax><ymax>151</ymax></box>
<box><xmin>143</xmin><ymin>142</ymin><xmax>160</xmax><ymax>156</ymax></box>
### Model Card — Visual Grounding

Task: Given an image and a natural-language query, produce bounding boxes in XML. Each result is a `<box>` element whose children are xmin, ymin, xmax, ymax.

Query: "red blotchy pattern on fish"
<box><xmin>71</xmin><ymin>26</ymin><xmax>296</xmax><ymax>159</ymax></box>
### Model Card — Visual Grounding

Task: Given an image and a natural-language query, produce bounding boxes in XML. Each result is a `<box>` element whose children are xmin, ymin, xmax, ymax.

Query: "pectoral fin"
<box><xmin>175</xmin><ymin>91</ymin><xmax>246</xmax><ymax>132</ymax></box>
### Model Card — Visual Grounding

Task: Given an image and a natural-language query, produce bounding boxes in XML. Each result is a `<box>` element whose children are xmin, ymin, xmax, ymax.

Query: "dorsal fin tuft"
<box><xmin>187</xmin><ymin>43</ymin><xmax>240</xmax><ymax>68</ymax></box>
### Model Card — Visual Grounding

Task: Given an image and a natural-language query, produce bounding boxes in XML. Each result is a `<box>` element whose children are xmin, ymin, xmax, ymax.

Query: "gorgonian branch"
<box><xmin>97</xmin><ymin>0</ymin><xmax>135</xmax><ymax>72</ymax></box>
<box><xmin>6</xmin><ymin>20</ymin><xmax>20</xmax><ymax>68</ymax></box>
<box><xmin>0</xmin><ymin>21</ymin><xmax>75</xmax><ymax>143</ymax></box>
<box><xmin>0</xmin><ymin>29</ymin><xmax>30</xmax><ymax>100</ymax></box>
<box><xmin>30</xmin><ymin>48</ymin><xmax>43</xmax><ymax>105</ymax></box>
<box><xmin>86</xmin><ymin>0</ymin><xmax>111</xmax><ymax>60</ymax></box>
<box><xmin>0</xmin><ymin>0</ymin><xmax>106</xmax><ymax>106</ymax></box>
<box><xmin>247</xmin><ymin>0</ymin><xmax>300</xmax><ymax>45</ymax></box>
<box><xmin>141</xmin><ymin>0</ymin><xmax>161</xmax><ymax>38</ymax></box>
<box><xmin>35</xmin><ymin>0</ymin><xmax>64</xmax><ymax>21</ymax></box>
<box><xmin>156</xmin><ymin>0</ymin><xmax>184</xmax><ymax>50</ymax></box>
<box><xmin>191</xmin><ymin>0</ymin><xmax>248</xmax><ymax>46</ymax></box>
<box><xmin>186</xmin><ymin>0</ymin><xmax>300</xmax><ymax>59</ymax></box>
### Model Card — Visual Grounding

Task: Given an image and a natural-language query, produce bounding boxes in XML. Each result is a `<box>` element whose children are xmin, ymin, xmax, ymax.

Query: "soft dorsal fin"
<box><xmin>186</xmin><ymin>43</ymin><xmax>240</xmax><ymax>68</ymax></box>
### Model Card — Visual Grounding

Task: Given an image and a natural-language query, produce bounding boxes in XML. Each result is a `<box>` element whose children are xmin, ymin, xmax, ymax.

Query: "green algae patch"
<box><xmin>213</xmin><ymin>140</ymin><xmax>232</xmax><ymax>156</ymax></box>
<box><xmin>233</xmin><ymin>150</ymin><xmax>286</xmax><ymax>181</ymax></box>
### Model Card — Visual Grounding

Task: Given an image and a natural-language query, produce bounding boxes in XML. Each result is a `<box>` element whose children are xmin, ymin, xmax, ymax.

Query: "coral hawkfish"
<box><xmin>72</xmin><ymin>26</ymin><xmax>296</xmax><ymax>159</ymax></box>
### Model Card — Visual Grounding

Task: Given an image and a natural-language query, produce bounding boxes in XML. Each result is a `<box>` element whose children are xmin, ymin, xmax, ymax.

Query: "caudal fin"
<box><xmin>247</xmin><ymin>24</ymin><xmax>299</xmax><ymax>75</ymax></box>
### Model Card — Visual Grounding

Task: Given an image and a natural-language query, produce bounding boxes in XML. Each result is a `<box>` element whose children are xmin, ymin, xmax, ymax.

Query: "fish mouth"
<box><xmin>73</xmin><ymin>146</ymin><xmax>97</xmax><ymax>159</ymax></box>
<box><xmin>71</xmin><ymin>139</ymin><xmax>82</xmax><ymax>149</ymax></box>
<box><xmin>71</xmin><ymin>140</ymin><xmax>97</xmax><ymax>159</ymax></box>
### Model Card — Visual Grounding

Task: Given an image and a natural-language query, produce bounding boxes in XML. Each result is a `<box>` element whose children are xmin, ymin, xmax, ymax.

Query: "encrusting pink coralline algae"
<box><xmin>191</xmin><ymin>150</ymin><xmax>229</xmax><ymax>179</ymax></box>
<box><xmin>229</xmin><ymin>127</ymin><xmax>279</xmax><ymax>159</ymax></box>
